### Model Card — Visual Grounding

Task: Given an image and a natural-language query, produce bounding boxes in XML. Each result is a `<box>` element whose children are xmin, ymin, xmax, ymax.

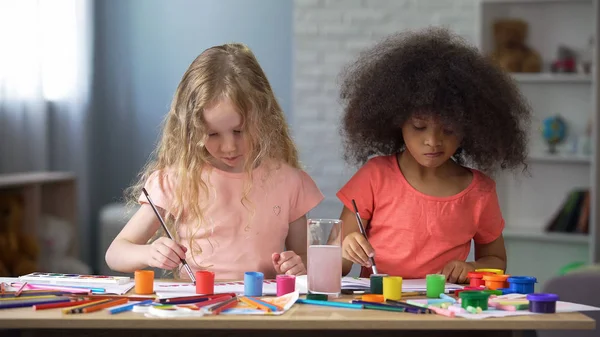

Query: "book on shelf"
<box><xmin>545</xmin><ymin>189</ymin><xmax>589</xmax><ymax>234</ymax></box>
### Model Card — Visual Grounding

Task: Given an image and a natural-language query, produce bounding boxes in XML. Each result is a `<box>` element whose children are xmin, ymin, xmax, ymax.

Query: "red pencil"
<box><xmin>194</xmin><ymin>295</ymin><xmax>233</xmax><ymax>308</ymax></box>
<box><xmin>208</xmin><ymin>297</ymin><xmax>238</xmax><ymax>315</ymax></box>
<box><xmin>33</xmin><ymin>299</ymin><xmax>96</xmax><ymax>310</ymax></box>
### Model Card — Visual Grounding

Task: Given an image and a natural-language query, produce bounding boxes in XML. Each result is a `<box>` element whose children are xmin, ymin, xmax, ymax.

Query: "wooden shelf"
<box><xmin>528</xmin><ymin>152</ymin><xmax>591</xmax><ymax>164</ymax></box>
<box><xmin>511</xmin><ymin>73</ymin><xmax>593</xmax><ymax>84</ymax></box>
<box><xmin>503</xmin><ymin>228</ymin><xmax>590</xmax><ymax>244</ymax></box>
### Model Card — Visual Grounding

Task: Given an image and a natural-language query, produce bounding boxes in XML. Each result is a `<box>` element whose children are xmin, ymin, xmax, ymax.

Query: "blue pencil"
<box><xmin>108</xmin><ymin>300</ymin><xmax>155</xmax><ymax>314</ymax></box>
<box><xmin>296</xmin><ymin>298</ymin><xmax>363</xmax><ymax>309</ymax></box>
<box><xmin>0</xmin><ymin>297</ymin><xmax>71</xmax><ymax>309</ymax></box>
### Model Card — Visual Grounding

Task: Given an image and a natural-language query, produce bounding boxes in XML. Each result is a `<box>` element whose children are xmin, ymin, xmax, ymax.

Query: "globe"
<box><xmin>541</xmin><ymin>115</ymin><xmax>566</xmax><ymax>153</ymax></box>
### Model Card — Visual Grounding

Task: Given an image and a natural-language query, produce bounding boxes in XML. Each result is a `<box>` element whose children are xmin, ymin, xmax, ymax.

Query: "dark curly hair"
<box><xmin>338</xmin><ymin>27</ymin><xmax>531</xmax><ymax>174</ymax></box>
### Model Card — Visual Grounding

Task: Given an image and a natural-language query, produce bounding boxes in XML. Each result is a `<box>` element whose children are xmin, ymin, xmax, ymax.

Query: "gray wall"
<box><xmin>90</xmin><ymin>0</ymin><xmax>292</xmax><ymax>270</ymax></box>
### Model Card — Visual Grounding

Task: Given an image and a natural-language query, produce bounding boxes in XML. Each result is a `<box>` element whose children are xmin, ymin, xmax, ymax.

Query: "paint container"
<box><xmin>195</xmin><ymin>270</ymin><xmax>215</xmax><ymax>295</ymax></box>
<box><xmin>134</xmin><ymin>270</ymin><xmax>154</xmax><ymax>295</ymax></box>
<box><xmin>476</xmin><ymin>268</ymin><xmax>504</xmax><ymax>275</ymax></box>
<box><xmin>507</xmin><ymin>276</ymin><xmax>537</xmax><ymax>294</ymax></box>
<box><xmin>382</xmin><ymin>276</ymin><xmax>402</xmax><ymax>300</ymax></box>
<box><xmin>426</xmin><ymin>274</ymin><xmax>445</xmax><ymax>298</ymax></box>
<box><xmin>482</xmin><ymin>274</ymin><xmax>510</xmax><ymax>290</ymax></box>
<box><xmin>369</xmin><ymin>274</ymin><xmax>387</xmax><ymax>295</ymax></box>
<box><xmin>527</xmin><ymin>293</ymin><xmax>559</xmax><ymax>313</ymax></box>
<box><xmin>244</xmin><ymin>271</ymin><xmax>264</xmax><ymax>297</ymax></box>
<box><xmin>276</xmin><ymin>274</ymin><xmax>296</xmax><ymax>297</ymax></box>
<box><xmin>459</xmin><ymin>291</ymin><xmax>491</xmax><ymax>310</ymax></box>
<box><xmin>467</xmin><ymin>271</ymin><xmax>495</xmax><ymax>288</ymax></box>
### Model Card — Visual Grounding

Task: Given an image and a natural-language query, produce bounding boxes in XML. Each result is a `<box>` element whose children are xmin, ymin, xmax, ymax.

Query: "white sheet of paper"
<box><xmin>454</xmin><ymin>301</ymin><xmax>600</xmax><ymax>319</ymax></box>
<box><xmin>340</xmin><ymin>277</ymin><xmax>463</xmax><ymax>292</ymax></box>
<box><xmin>0</xmin><ymin>277</ymin><xmax>134</xmax><ymax>295</ymax></box>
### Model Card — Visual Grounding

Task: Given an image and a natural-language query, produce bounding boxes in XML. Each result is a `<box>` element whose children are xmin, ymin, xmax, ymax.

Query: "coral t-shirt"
<box><xmin>336</xmin><ymin>155</ymin><xmax>504</xmax><ymax>279</ymax></box>
<box><xmin>139</xmin><ymin>160</ymin><xmax>324</xmax><ymax>281</ymax></box>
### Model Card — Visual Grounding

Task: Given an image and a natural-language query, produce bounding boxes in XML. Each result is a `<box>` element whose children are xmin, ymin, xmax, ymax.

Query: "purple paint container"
<box><xmin>526</xmin><ymin>293</ymin><xmax>559</xmax><ymax>313</ymax></box>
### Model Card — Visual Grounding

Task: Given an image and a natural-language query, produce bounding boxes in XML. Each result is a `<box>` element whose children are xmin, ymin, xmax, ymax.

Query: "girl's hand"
<box><xmin>146</xmin><ymin>237</ymin><xmax>188</xmax><ymax>270</ymax></box>
<box><xmin>272</xmin><ymin>251</ymin><xmax>306</xmax><ymax>275</ymax></box>
<box><xmin>440</xmin><ymin>260</ymin><xmax>475</xmax><ymax>284</ymax></box>
<box><xmin>342</xmin><ymin>232</ymin><xmax>375</xmax><ymax>268</ymax></box>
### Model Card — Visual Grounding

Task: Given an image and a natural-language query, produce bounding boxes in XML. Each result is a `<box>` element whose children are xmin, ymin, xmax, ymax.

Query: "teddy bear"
<box><xmin>38</xmin><ymin>214</ymin><xmax>91</xmax><ymax>275</ymax></box>
<box><xmin>490</xmin><ymin>18</ymin><xmax>542</xmax><ymax>73</ymax></box>
<box><xmin>0</xmin><ymin>193</ymin><xmax>39</xmax><ymax>276</ymax></box>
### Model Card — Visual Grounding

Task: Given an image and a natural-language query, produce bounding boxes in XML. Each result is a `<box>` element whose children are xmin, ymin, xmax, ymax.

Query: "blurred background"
<box><xmin>0</xmin><ymin>0</ymin><xmax>598</xmax><ymax>300</ymax></box>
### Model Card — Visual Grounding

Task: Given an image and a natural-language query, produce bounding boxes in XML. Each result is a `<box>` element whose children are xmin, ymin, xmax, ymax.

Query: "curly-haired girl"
<box><xmin>336</xmin><ymin>27</ymin><xmax>531</xmax><ymax>283</ymax></box>
<box><xmin>106</xmin><ymin>43</ymin><xmax>323</xmax><ymax>281</ymax></box>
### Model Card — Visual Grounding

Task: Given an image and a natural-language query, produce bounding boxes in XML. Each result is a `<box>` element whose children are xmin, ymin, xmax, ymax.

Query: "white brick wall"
<box><xmin>293</xmin><ymin>0</ymin><xmax>479</xmax><ymax>219</ymax></box>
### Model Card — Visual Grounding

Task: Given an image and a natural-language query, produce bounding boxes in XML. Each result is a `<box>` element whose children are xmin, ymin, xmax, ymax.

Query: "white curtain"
<box><xmin>0</xmin><ymin>0</ymin><xmax>93</xmax><ymax>262</ymax></box>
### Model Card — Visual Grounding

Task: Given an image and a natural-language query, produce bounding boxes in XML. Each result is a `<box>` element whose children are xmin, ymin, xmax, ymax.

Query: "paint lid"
<box><xmin>476</xmin><ymin>268</ymin><xmax>504</xmax><ymax>275</ymax></box>
<box><xmin>459</xmin><ymin>291</ymin><xmax>491</xmax><ymax>300</ymax></box>
<box><xmin>369</xmin><ymin>274</ymin><xmax>388</xmax><ymax>279</ymax></box>
<box><xmin>482</xmin><ymin>274</ymin><xmax>510</xmax><ymax>281</ymax></box>
<box><xmin>482</xmin><ymin>289</ymin><xmax>503</xmax><ymax>296</ymax></box>
<box><xmin>467</xmin><ymin>271</ymin><xmax>495</xmax><ymax>279</ymax></box>
<box><xmin>306</xmin><ymin>293</ymin><xmax>328</xmax><ymax>301</ymax></box>
<box><xmin>527</xmin><ymin>293</ymin><xmax>559</xmax><ymax>302</ymax></box>
<box><xmin>507</xmin><ymin>276</ymin><xmax>537</xmax><ymax>284</ymax></box>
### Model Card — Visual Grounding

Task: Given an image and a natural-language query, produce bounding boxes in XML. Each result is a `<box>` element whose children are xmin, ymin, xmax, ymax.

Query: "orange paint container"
<box><xmin>134</xmin><ymin>270</ymin><xmax>154</xmax><ymax>295</ymax></box>
<box><xmin>482</xmin><ymin>274</ymin><xmax>510</xmax><ymax>290</ymax></box>
<box><xmin>467</xmin><ymin>271</ymin><xmax>495</xmax><ymax>288</ymax></box>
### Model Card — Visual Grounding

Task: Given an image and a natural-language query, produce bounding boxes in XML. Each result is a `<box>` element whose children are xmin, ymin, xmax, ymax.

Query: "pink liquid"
<box><xmin>307</xmin><ymin>245</ymin><xmax>342</xmax><ymax>294</ymax></box>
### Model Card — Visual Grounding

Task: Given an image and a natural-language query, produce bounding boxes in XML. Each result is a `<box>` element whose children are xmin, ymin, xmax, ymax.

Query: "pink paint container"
<box><xmin>276</xmin><ymin>274</ymin><xmax>296</xmax><ymax>297</ymax></box>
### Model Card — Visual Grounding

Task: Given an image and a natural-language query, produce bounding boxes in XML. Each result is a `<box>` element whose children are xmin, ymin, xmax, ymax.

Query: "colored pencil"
<box><xmin>75</xmin><ymin>294</ymin><xmax>156</xmax><ymax>301</ymax></box>
<box><xmin>66</xmin><ymin>298</ymin><xmax>128</xmax><ymax>314</ymax></box>
<box><xmin>62</xmin><ymin>299</ymin><xmax>111</xmax><ymax>314</ymax></box>
<box><xmin>0</xmin><ymin>297</ymin><xmax>71</xmax><ymax>309</ymax></box>
<box><xmin>1</xmin><ymin>291</ymin><xmax>73</xmax><ymax>298</ymax></box>
<box><xmin>207</xmin><ymin>296</ymin><xmax>238</xmax><ymax>315</ymax></box>
<box><xmin>11</xmin><ymin>283</ymin><xmax>91</xmax><ymax>294</ymax></box>
<box><xmin>194</xmin><ymin>295</ymin><xmax>233</xmax><ymax>308</ymax></box>
<box><xmin>239</xmin><ymin>297</ymin><xmax>269</xmax><ymax>312</ymax></box>
<box><xmin>108</xmin><ymin>299</ymin><xmax>155</xmax><ymax>314</ymax></box>
<box><xmin>249</xmin><ymin>296</ymin><xmax>283</xmax><ymax>312</ymax></box>
<box><xmin>0</xmin><ymin>282</ymin><xmax>5</xmax><ymax>294</ymax></box>
<box><xmin>33</xmin><ymin>299</ymin><xmax>96</xmax><ymax>310</ymax></box>
<box><xmin>160</xmin><ymin>292</ymin><xmax>236</xmax><ymax>303</ymax></box>
<box><xmin>142</xmin><ymin>188</ymin><xmax>196</xmax><ymax>285</ymax></box>
<box><xmin>0</xmin><ymin>295</ymin><xmax>58</xmax><ymax>301</ymax></box>
<box><xmin>352</xmin><ymin>300</ymin><xmax>424</xmax><ymax>314</ymax></box>
<box><xmin>296</xmin><ymin>298</ymin><xmax>364</xmax><ymax>310</ymax></box>
<box><xmin>351</xmin><ymin>199</ymin><xmax>378</xmax><ymax>274</ymax></box>
<box><xmin>15</xmin><ymin>282</ymin><xmax>27</xmax><ymax>297</ymax></box>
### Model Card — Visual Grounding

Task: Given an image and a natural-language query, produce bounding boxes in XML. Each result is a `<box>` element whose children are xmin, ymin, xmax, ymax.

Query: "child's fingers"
<box><xmin>151</xmin><ymin>255</ymin><xmax>178</xmax><ymax>270</ymax></box>
<box><xmin>284</xmin><ymin>263</ymin><xmax>306</xmax><ymax>276</ymax></box>
<box><xmin>342</xmin><ymin>248</ymin><xmax>362</xmax><ymax>265</ymax></box>
<box><xmin>349</xmin><ymin>240</ymin><xmax>371</xmax><ymax>266</ymax></box>
<box><xmin>440</xmin><ymin>263</ymin><xmax>455</xmax><ymax>281</ymax></box>
<box><xmin>157</xmin><ymin>239</ymin><xmax>187</xmax><ymax>259</ymax></box>
<box><xmin>456</xmin><ymin>268</ymin><xmax>470</xmax><ymax>284</ymax></box>
<box><xmin>278</xmin><ymin>254</ymin><xmax>302</xmax><ymax>273</ymax></box>
<box><xmin>355</xmin><ymin>236</ymin><xmax>375</xmax><ymax>257</ymax></box>
<box><xmin>155</xmin><ymin>243</ymin><xmax>182</xmax><ymax>265</ymax></box>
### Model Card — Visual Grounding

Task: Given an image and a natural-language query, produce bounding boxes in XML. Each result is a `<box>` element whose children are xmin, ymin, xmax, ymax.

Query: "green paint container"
<box><xmin>369</xmin><ymin>274</ymin><xmax>387</xmax><ymax>295</ymax></box>
<box><xmin>306</xmin><ymin>293</ymin><xmax>328</xmax><ymax>301</ymax></box>
<box><xmin>426</xmin><ymin>274</ymin><xmax>446</xmax><ymax>298</ymax></box>
<box><xmin>459</xmin><ymin>291</ymin><xmax>491</xmax><ymax>310</ymax></box>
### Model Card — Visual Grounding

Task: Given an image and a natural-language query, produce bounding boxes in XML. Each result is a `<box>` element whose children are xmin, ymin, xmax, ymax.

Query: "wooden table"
<box><xmin>0</xmin><ymin>290</ymin><xmax>595</xmax><ymax>337</ymax></box>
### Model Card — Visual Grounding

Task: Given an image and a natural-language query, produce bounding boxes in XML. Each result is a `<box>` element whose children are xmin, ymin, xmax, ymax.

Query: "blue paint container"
<box><xmin>507</xmin><ymin>276</ymin><xmax>537</xmax><ymax>294</ymax></box>
<box><xmin>244</xmin><ymin>271</ymin><xmax>264</xmax><ymax>297</ymax></box>
<box><xmin>527</xmin><ymin>293</ymin><xmax>559</xmax><ymax>313</ymax></box>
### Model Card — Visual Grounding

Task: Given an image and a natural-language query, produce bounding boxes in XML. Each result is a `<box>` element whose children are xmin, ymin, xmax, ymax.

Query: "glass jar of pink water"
<box><xmin>307</xmin><ymin>218</ymin><xmax>343</xmax><ymax>297</ymax></box>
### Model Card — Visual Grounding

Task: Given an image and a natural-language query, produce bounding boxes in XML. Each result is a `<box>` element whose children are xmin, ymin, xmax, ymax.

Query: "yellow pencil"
<box><xmin>0</xmin><ymin>295</ymin><xmax>58</xmax><ymax>301</ymax></box>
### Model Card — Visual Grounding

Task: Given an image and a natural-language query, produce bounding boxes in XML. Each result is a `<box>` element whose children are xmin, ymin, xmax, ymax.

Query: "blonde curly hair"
<box><xmin>125</xmin><ymin>43</ymin><xmax>299</xmax><ymax>274</ymax></box>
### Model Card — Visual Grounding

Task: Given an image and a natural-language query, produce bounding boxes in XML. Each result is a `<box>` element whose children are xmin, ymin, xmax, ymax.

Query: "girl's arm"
<box><xmin>105</xmin><ymin>204</ymin><xmax>186</xmax><ymax>272</ymax></box>
<box><xmin>339</xmin><ymin>206</ymin><xmax>372</xmax><ymax>276</ymax></box>
<box><xmin>285</xmin><ymin>215</ymin><xmax>308</xmax><ymax>268</ymax></box>
<box><xmin>470</xmin><ymin>235</ymin><xmax>507</xmax><ymax>271</ymax></box>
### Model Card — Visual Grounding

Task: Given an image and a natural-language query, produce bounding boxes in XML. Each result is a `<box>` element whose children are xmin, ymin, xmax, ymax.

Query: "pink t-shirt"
<box><xmin>139</xmin><ymin>160</ymin><xmax>324</xmax><ymax>281</ymax></box>
<box><xmin>336</xmin><ymin>154</ymin><xmax>504</xmax><ymax>279</ymax></box>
